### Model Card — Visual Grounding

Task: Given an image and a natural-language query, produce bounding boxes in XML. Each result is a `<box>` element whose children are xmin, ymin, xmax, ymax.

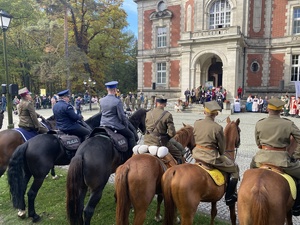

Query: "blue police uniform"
<box><xmin>53</xmin><ymin>89</ymin><xmax>90</xmax><ymax>141</ymax></box>
<box><xmin>100</xmin><ymin>81</ymin><xmax>136</xmax><ymax>150</ymax></box>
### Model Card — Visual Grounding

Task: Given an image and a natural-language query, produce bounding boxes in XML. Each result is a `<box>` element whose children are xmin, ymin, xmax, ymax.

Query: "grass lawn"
<box><xmin>0</xmin><ymin>167</ymin><xmax>230</xmax><ymax>224</ymax></box>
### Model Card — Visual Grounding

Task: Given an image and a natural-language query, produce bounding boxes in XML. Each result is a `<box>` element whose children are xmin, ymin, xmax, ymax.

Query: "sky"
<box><xmin>122</xmin><ymin>0</ymin><xmax>138</xmax><ymax>37</ymax></box>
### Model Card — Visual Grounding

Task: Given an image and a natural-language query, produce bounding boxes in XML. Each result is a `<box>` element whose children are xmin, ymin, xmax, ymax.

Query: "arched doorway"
<box><xmin>208</xmin><ymin>60</ymin><xmax>223</xmax><ymax>87</ymax></box>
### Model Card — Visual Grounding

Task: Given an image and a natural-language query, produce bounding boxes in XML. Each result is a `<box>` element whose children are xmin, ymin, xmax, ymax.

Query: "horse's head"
<box><xmin>224</xmin><ymin>117</ymin><xmax>241</xmax><ymax>160</ymax></box>
<box><xmin>174</xmin><ymin>124</ymin><xmax>195</xmax><ymax>150</ymax></box>
<box><xmin>85</xmin><ymin>112</ymin><xmax>102</xmax><ymax>129</ymax></box>
<box><xmin>45</xmin><ymin>115</ymin><xmax>57</xmax><ymax>130</ymax></box>
<box><xmin>129</xmin><ymin>108</ymin><xmax>147</xmax><ymax>134</ymax></box>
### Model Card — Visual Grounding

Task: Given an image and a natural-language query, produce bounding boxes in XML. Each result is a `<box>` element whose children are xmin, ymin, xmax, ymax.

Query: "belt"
<box><xmin>196</xmin><ymin>144</ymin><xmax>215</xmax><ymax>150</ymax></box>
<box><xmin>261</xmin><ymin>145</ymin><xmax>286</xmax><ymax>151</ymax></box>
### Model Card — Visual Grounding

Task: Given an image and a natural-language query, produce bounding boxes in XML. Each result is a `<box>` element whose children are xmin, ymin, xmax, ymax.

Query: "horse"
<box><xmin>237</xmin><ymin>168</ymin><xmax>294</xmax><ymax>225</ymax></box>
<box><xmin>7</xmin><ymin>112</ymin><xmax>102</xmax><ymax>223</ymax></box>
<box><xmin>161</xmin><ymin>117</ymin><xmax>240</xmax><ymax>225</ymax></box>
<box><xmin>115</xmin><ymin>123</ymin><xmax>196</xmax><ymax>225</ymax></box>
<box><xmin>0</xmin><ymin>116</ymin><xmax>56</xmax><ymax>177</ymax></box>
<box><xmin>66</xmin><ymin>108</ymin><xmax>147</xmax><ymax>225</ymax></box>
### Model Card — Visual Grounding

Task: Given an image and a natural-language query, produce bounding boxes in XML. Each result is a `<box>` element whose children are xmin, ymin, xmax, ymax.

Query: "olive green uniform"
<box><xmin>144</xmin><ymin>106</ymin><xmax>183</xmax><ymax>160</ymax></box>
<box><xmin>18</xmin><ymin>99</ymin><xmax>48</xmax><ymax>133</ymax></box>
<box><xmin>251</xmin><ymin>115</ymin><xmax>300</xmax><ymax>179</ymax></box>
<box><xmin>192</xmin><ymin>117</ymin><xmax>239</xmax><ymax>179</ymax></box>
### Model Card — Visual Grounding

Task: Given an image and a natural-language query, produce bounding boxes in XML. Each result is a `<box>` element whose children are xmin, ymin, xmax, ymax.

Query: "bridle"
<box><xmin>224</xmin><ymin>123</ymin><xmax>241</xmax><ymax>162</ymax></box>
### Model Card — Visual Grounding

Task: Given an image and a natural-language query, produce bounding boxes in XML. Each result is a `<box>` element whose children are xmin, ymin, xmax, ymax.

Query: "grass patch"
<box><xmin>0</xmin><ymin>167</ymin><xmax>230</xmax><ymax>224</ymax></box>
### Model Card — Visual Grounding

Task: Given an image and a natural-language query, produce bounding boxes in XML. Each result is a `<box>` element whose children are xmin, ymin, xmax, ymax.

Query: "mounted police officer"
<box><xmin>53</xmin><ymin>89</ymin><xmax>90</xmax><ymax>141</ymax></box>
<box><xmin>18</xmin><ymin>87</ymin><xmax>48</xmax><ymax>134</ymax></box>
<box><xmin>192</xmin><ymin>101</ymin><xmax>239</xmax><ymax>206</ymax></box>
<box><xmin>100</xmin><ymin>81</ymin><xmax>136</xmax><ymax>151</ymax></box>
<box><xmin>144</xmin><ymin>95</ymin><xmax>185</xmax><ymax>164</ymax></box>
<box><xmin>250</xmin><ymin>97</ymin><xmax>300</xmax><ymax>216</ymax></box>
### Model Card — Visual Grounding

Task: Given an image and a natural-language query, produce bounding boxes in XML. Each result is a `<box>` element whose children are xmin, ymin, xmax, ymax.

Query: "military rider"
<box><xmin>144</xmin><ymin>95</ymin><xmax>185</xmax><ymax>164</ymax></box>
<box><xmin>192</xmin><ymin>101</ymin><xmax>239</xmax><ymax>206</ymax></box>
<box><xmin>99</xmin><ymin>81</ymin><xmax>136</xmax><ymax>151</ymax></box>
<box><xmin>250</xmin><ymin>97</ymin><xmax>300</xmax><ymax>216</ymax></box>
<box><xmin>53</xmin><ymin>89</ymin><xmax>91</xmax><ymax>141</ymax></box>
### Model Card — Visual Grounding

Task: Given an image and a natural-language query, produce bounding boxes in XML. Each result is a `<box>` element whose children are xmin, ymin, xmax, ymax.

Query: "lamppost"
<box><xmin>83</xmin><ymin>78</ymin><xmax>96</xmax><ymax>111</ymax></box>
<box><xmin>0</xmin><ymin>10</ymin><xmax>13</xmax><ymax>129</ymax></box>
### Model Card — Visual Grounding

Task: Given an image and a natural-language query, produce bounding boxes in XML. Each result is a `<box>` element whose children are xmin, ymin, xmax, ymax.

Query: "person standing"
<box><xmin>100</xmin><ymin>81</ymin><xmax>136</xmax><ymax>151</ymax></box>
<box><xmin>144</xmin><ymin>95</ymin><xmax>185</xmax><ymax>164</ymax></box>
<box><xmin>53</xmin><ymin>89</ymin><xmax>90</xmax><ymax>141</ymax></box>
<box><xmin>18</xmin><ymin>87</ymin><xmax>48</xmax><ymax>134</ymax></box>
<box><xmin>1</xmin><ymin>94</ymin><xmax>7</xmax><ymax>112</ymax></box>
<box><xmin>75</xmin><ymin>96</ymin><xmax>82</xmax><ymax>116</ymax></box>
<box><xmin>144</xmin><ymin>95</ymin><xmax>148</xmax><ymax>109</ymax></box>
<box><xmin>184</xmin><ymin>88</ymin><xmax>190</xmax><ymax>104</ymax></box>
<box><xmin>192</xmin><ymin>101</ymin><xmax>239</xmax><ymax>206</ymax></box>
<box><xmin>237</xmin><ymin>86</ymin><xmax>243</xmax><ymax>99</ymax></box>
<box><xmin>250</xmin><ymin>97</ymin><xmax>300</xmax><ymax>216</ymax></box>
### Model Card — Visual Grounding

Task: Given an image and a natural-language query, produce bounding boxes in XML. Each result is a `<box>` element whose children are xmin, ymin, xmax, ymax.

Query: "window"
<box><xmin>209</xmin><ymin>0</ymin><xmax>231</xmax><ymax>29</ymax></box>
<box><xmin>158</xmin><ymin>1</ymin><xmax>166</xmax><ymax>11</ymax></box>
<box><xmin>291</xmin><ymin>55</ymin><xmax>300</xmax><ymax>81</ymax></box>
<box><xmin>250</xmin><ymin>61</ymin><xmax>260</xmax><ymax>72</ymax></box>
<box><xmin>157</xmin><ymin>62</ymin><xmax>167</xmax><ymax>84</ymax></box>
<box><xmin>157</xmin><ymin>27</ymin><xmax>167</xmax><ymax>48</ymax></box>
<box><xmin>293</xmin><ymin>8</ymin><xmax>300</xmax><ymax>34</ymax></box>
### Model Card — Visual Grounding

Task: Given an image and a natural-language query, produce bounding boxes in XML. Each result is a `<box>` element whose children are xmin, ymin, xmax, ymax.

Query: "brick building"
<box><xmin>134</xmin><ymin>0</ymin><xmax>300</xmax><ymax>100</ymax></box>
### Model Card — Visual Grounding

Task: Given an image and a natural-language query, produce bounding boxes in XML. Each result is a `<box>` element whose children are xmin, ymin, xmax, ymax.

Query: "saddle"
<box><xmin>259</xmin><ymin>164</ymin><xmax>297</xmax><ymax>200</ymax></box>
<box><xmin>195</xmin><ymin>159</ymin><xmax>225</xmax><ymax>186</ymax></box>
<box><xmin>89</xmin><ymin>127</ymin><xmax>128</xmax><ymax>152</ymax></box>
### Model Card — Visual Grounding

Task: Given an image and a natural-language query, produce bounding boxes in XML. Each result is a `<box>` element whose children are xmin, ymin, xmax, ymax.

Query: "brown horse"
<box><xmin>0</xmin><ymin>116</ymin><xmax>56</xmax><ymax>176</ymax></box>
<box><xmin>161</xmin><ymin>117</ymin><xmax>240</xmax><ymax>225</ymax></box>
<box><xmin>115</xmin><ymin>124</ymin><xmax>195</xmax><ymax>225</ymax></box>
<box><xmin>237</xmin><ymin>168</ymin><xmax>294</xmax><ymax>225</ymax></box>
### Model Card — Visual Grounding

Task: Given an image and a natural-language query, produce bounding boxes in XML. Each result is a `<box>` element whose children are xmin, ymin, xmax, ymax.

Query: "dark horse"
<box><xmin>66</xmin><ymin>108</ymin><xmax>147</xmax><ymax>225</ymax></box>
<box><xmin>115</xmin><ymin>123</ymin><xmax>195</xmax><ymax>225</ymax></box>
<box><xmin>0</xmin><ymin>116</ymin><xmax>56</xmax><ymax>176</ymax></box>
<box><xmin>7</xmin><ymin>112</ymin><xmax>102</xmax><ymax>222</ymax></box>
<box><xmin>161</xmin><ymin>117</ymin><xmax>240</xmax><ymax>225</ymax></box>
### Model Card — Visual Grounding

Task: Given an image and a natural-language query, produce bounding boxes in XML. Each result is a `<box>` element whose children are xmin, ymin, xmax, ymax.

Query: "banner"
<box><xmin>295</xmin><ymin>82</ymin><xmax>300</xmax><ymax>98</ymax></box>
<box><xmin>40</xmin><ymin>89</ymin><xmax>46</xmax><ymax>96</ymax></box>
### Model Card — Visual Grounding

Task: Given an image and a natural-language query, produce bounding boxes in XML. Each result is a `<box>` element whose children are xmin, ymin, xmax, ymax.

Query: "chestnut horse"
<box><xmin>115</xmin><ymin>124</ymin><xmax>195</xmax><ymax>225</ymax></box>
<box><xmin>161</xmin><ymin>117</ymin><xmax>240</xmax><ymax>225</ymax></box>
<box><xmin>0</xmin><ymin>116</ymin><xmax>56</xmax><ymax>176</ymax></box>
<box><xmin>237</xmin><ymin>168</ymin><xmax>294</xmax><ymax>225</ymax></box>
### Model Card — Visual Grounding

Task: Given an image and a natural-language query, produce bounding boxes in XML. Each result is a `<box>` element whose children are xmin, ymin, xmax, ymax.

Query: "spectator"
<box><xmin>1</xmin><ymin>94</ymin><xmax>7</xmax><ymax>111</ymax></box>
<box><xmin>237</xmin><ymin>86</ymin><xmax>243</xmax><ymax>99</ymax></box>
<box><xmin>184</xmin><ymin>88</ymin><xmax>190</xmax><ymax>104</ymax></box>
<box><xmin>75</xmin><ymin>96</ymin><xmax>83</xmax><ymax>115</ymax></box>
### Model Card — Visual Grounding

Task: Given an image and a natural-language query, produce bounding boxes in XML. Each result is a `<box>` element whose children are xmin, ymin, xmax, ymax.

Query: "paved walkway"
<box><xmin>1</xmin><ymin>103</ymin><xmax>299</xmax><ymax>224</ymax></box>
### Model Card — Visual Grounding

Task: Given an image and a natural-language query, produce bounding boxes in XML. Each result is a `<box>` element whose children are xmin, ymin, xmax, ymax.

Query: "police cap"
<box><xmin>57</xmin><ymin>89</ymin><xmax>70</xmax><ymax>97</ymax></box>
<box><xmin>105</xmin><ymin>81</ymin><xmax>118</xmax><ymax>89</ymax></box>
<box><xmin>204</xmin><ymin>101</ymin><xmax>221</xmax><ymax>114</ymax></box>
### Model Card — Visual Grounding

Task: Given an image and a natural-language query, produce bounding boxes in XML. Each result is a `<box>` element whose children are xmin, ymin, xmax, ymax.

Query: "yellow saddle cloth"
<box><xmin>197</xmin><ymin>164</ymin><xmax>225</xmax><ymax>186</ymax></box>
<box><xmin>260</xmin><ymin>166</ymin><xmax>297</xmax><ymax>200</ymax></box>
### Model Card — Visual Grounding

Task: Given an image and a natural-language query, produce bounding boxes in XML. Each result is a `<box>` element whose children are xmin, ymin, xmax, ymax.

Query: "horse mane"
<box><xmin>85</xmin><ymin>112</ymin><xmax>102</xmax><ymax>129</ymax></box>
<box><xmin>129</xmin><ymin>109</ymin><xmax>148</xmax><ymax>132</ymax></box>
<box><xmin>173</xmin><ymin>124</ymin><xmax>195</xmax><ymax>149</ymax></box>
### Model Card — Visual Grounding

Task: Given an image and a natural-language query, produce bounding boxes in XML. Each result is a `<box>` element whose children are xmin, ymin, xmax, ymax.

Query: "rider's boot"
<box><xmin>225</xmin><ymin>177</ymin><xmax>238</xmax><ymax>206</ymax></box>
<box><xmin>292</xmin><ymin>180</ymin><xmax>300</xmax><ymax>216</ymax></box>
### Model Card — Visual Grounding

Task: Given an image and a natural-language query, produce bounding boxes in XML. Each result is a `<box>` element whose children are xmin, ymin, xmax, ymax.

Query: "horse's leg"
<box><xmin>17</xmin><ymin>173</ymin><xmax>32</xmax><ymax>219</ymax></box>
<box><xmin>27</xmin><ymin>177</ymin><xmax>45</xmax><ymax>222</ymax></box>
<box><xmin>154</xmin><ymin>194</ymin><xmax>163</xmax><ymax>222</ymax></box>
<box><xmin>84</xmin><ymin>187</ymin><xmax>105</xmax><ymax>225</ymax></box>
<box><xmin>229</xmin><ymin>204</ymin><xmax>237</xmax><ymax>225</ymax></box>
<box><xmin>210</xmin><ymin>202</ymin><xmax>217</xmax><ymax>225</ymax></box>
<box><xmin>286</xmin><ymin>210</ymin><xmax>293</xmax><ymax>225</ymax></box>
<box><xmin>50</xmin><ymin>167</ymin><xmax>58</xmax><ymax>179</ymax></box>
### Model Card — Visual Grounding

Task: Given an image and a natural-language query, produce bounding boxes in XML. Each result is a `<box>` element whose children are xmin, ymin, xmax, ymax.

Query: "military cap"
<box><xmin>18</xmin><ymin>87</ymin><xmax>31</xmax><ymax>97</ymax></box>
<box><xmin>267</xmin><ymin>98</ymin><xmax>284</xmax><ymax>111</ymax></box>
<box><xmin>204</xmin><ymin>101</ymin><xmax>221</xmax><ymax>113</ymax></box>
<box><xmin>156</xmin><ymin>95</ymin><xmax>167</xmax><ymax>103</ymax></box>
<box><xmin>105</xmin><ymin>81</ymin><xmax>118</xmax><ymax>89</ymax></box>
<box><xmin>57</xmin><ymin>89</ymin><xmax>70</xmax><ymax>97</ymax></box>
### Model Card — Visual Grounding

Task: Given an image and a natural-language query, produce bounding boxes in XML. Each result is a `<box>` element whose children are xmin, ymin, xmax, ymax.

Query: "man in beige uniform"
<box><xmin>251</xmin><ymin>97</ymin><xmax>300</xmax><ymax>216</ymax></box>
<box><xmin>192</xmin><ymin>101</ymin><xmax>239</xmax><ymax>206</ymax></box>
<box><xmin>18</xmin><ymin>87</ymin><xmax>48</xmax><ymax>134</ymax></box>
<box><xmin>144</xmin><ymin>96</ymin><xmax>184</xmax><ymax>164</ymax></box>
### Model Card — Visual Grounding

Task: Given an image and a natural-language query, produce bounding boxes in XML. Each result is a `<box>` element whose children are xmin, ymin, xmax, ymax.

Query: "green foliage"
<box><xmin>0</xmin><ymin>167</ymin><xmax>230</xmax><ymax>225</ymax></box>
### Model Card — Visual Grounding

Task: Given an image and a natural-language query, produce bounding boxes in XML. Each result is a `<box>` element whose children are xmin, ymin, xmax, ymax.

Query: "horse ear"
<box><xmin>236</xmin><ymin>118</ymin><xmax>240</xmax><ymax>126</ymax></box>
<box><xmin>226</xmin><ymin>116</ymin><xmax>231</xmax><ymax>123</ymax></box>
<box><xmin>183</xmin><ymin>122</ymin><xmax>186</xmax><ymax>127</ymax></box>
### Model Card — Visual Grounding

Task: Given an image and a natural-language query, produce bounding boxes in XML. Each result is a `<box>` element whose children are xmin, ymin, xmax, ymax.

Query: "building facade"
<box><xmin>134</xmin><ymin>0</ymin><xmax>300</xmax><ymax>100</ymax></box>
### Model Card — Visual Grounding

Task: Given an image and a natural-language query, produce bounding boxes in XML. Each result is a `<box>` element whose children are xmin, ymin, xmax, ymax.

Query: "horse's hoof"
<box><xmin>154</xmin><ymin>215</ymin><xmax>162</xmax><ymax>222</ymax></box>
<box><xmin>17</xmin><ymin>210</ymin><xmax>26</xmax><ymax>219</ymax></box>
<box><xmin>176</xmin><ymin>217</ymin><xmax>180</xmax><ymax>224</ymax></box>
<box><xmin>31</xmin><ymin>214</ymin><xmax>41</xmax><ymax>223</ymax></box>
<box><xmin>52</xmin><ymin>175</ymin><xmax>59</xmax><ymax>180</ymax></box>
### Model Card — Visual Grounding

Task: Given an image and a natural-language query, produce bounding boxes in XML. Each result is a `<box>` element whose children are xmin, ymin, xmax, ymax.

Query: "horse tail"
<box><xmin>66</xmin><ymin>154</ymin><xmax>84</xmax><ymax>225</ymax></box>
<box><xmin>251</xmin><ymin>185</ymin><xmax>269</xmax><ymax>225</ymax></box>
<box><xmin>162</xmin><ymin>169</ymin><xmax>176</xmax><ymax>225</ymax></box>
<box><xmin>7</xmin><ymin>142</ymin><xmax>28</xmax><ymax>209</ymax></box>
<box><xmin>115</xmin><ymin>164</ymin><xmax>131</xmax><ymax>225</ymax></box>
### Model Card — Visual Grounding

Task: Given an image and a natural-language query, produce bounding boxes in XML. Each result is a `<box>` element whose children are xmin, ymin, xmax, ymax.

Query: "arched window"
<box><xmin>209</xmin><ymin>0</ymin><xmax>231</xmax><ymax>29</ymax></box>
